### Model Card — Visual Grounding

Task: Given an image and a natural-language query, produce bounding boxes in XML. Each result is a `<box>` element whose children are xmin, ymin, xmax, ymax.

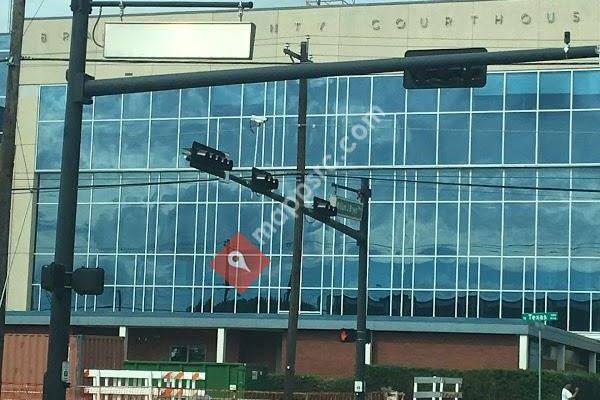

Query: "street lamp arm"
<box><xmin>84</xmin><ymin>45</ymin><xmax>599</xmax><ymax>97</ymax></box>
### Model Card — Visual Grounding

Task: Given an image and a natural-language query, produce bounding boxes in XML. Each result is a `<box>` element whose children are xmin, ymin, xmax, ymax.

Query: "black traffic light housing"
<box><xmin>185</xmin><ymin>141</ymin><xmax>233</xmax><ymax>178</ymax></box>
<box><xmin>313</xmin><ymin>197</ymin><xmax>337</xmax><ymax>218</ymax></box>
<box><xmin>41</xmin><ymin>263</ymin><xmax>105</xmax><ymax>296</ymax></box>
<box><xmin>403</xmin><ymin>48</ymin><xmax>488</xmax><ymax>89</ymax></box>
<box><xmin>251</xmin><ymin>167</ymin><xmax>279</xmax><ymax>194</ymax></box>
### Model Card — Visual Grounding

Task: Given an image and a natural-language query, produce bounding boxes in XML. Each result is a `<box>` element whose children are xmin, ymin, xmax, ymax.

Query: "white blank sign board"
<box><xmin>104</xmin><ymin>22</ymin><xmax>256</xmax><ymax>59</ymax></box>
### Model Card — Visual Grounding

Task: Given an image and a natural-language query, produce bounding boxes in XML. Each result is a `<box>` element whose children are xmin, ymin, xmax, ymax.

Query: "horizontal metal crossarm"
<box><xmin>85</xmin><ymin>45</ymin><xmax>599</xmax><ymax>96</ymax></box>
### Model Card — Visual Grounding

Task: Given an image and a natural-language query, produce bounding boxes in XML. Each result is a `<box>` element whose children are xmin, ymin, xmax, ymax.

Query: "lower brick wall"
<box><xmin>282</xmin><ymin>331</ymin><xmax>519</xmax><ymax>377</ymax></box>
<box><xmin>374</xmin><ymin>332</ymin><xmax>519</xmax><ymax>370</ymax></box>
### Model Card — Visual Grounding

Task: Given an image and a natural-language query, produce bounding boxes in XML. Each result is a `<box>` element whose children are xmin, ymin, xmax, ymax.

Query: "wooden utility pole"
<box><xmin>0</xmin><ymin>0</ymin><xmax>26</xmax><ymax>394</ymax></box>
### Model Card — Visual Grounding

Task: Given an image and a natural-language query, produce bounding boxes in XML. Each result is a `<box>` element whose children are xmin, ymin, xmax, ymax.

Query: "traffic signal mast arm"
<box><xmin>227</xmin><ymin>173</ymin><xmax>363</xmax><ymax>241</ymax></box>
<box><xmin>85</xmin><ymin>45</ymin><xmax>600</xmax><ymax>97</ymax></box>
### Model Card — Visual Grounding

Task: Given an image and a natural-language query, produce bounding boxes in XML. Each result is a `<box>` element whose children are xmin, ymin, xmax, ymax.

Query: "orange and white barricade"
<box><xmin>84</xmin><ymin>369</ymin><xmax>206</xmax><ymax>399</ymax></box>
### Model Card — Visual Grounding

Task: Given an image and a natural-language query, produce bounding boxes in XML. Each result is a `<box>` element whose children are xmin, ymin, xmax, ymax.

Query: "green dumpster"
<box><xmin>123</xmin><ymin>360</ymin><xmax>246</xmax><ymax>397</ymax></box>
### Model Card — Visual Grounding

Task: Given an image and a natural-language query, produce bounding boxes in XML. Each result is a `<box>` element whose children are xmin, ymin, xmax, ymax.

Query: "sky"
<box><xmin>0</xmin><ymin>0</ymin><xmax>404</xmax><ymax>33</ymax></box>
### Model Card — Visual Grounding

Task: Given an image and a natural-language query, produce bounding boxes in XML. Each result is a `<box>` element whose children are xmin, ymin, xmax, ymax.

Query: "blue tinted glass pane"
<box><xmin>536</xmin><ymin>259</ymin><xmax>568</xmax><ymax>290</ymax></box>
<box><xmin>571</xmin><ymin>259</ymin><xmax>600</xmax><ymax>291</ymax></box>
<box><xmin>157</xmin><ymin>204</ymin><xmax>176</xmax><ymax>253</ymax></box>
<box><xmin>470</xmin><ymin>203</ymin><xmax>501</xmax><ymax>256</ymax></box>
<box><xmin>123</xmin><ymin>92</ymin><xmax>150</xmax><ymax>119</ymax></box>
<box><xmin>179</xmin><ymin>119</ymin><xmax>208</xmax><ymax>168</ymax></box>
<box><xmin>176</xmin><ymin>204</ymin><xmax>196</xmax><ymax>254</ymax></box>
<box><xmin>479</xmin><ymin>291</ymin><xmax>499</xmax><ymax>318</ymax></box>
<box><xmin>502</xmin><ymin>258</ymin><xmax>524</xmax><ymax>290</ymax></box>
<box><xmin>283</xmin><ymin>117</ymin><xmax>298</xmax><ymax>166</ymax></box>
<box><xmin>414</xmin><ymin>258</ymin><xmax>434</xmax><ymax>289</ymax></box>
<box><xmin>503</xmin><ymin>203</ymin><xmax>535</xmax><ymax>256</ymax></box>
<box><xmin>218</xmin><ymin>118</ymin><xmax>241</xmax><ymax>163</ymax></box>
<box><xmin>473</xmin><ymin>74</ymin><xmax>503</xmax><ymax>111</ymax></box>
<box><xmin>306</xmin><ymin>116</ymin><xmax>325</xmax><ymax>166</ymax></box>
<box><xmin>505</xmin><ymin>112</ymin><xmax>535</xmax><ymax>164</ymax></box>
<box><xmin>573</xmin><ymin>111</ymin><xmax>600</xmax><ymax>163</ymax></box>
<box><xmin>440</xmin><ymin>88</ymin><xmax>469</xmax><ymax>112</ymax></box>
<box><xmin>308</xmin><ymin>78</ymin><xmax>327</xmax><ymax>115</ymax></box>
<box><xmin>406</xmin><ymin>114</ymin><xmax>436</xmax><ymax>165</ymax></box>
<box><xmin>94</xmin><ymin>95</ymin><xmax>122</xmax><ymax>120</ymax></box>
<box><xmin>92</xmin><ymin>173</ymin><xmax>120</xmax><ymax>202</ymax></box>
<box><xmin>537</xmin><ymin>203</ymin><xmax>569</xmax><ymax>256</ymax></box>
<box><xmin>437</xmin><ymin>203</ymin><xmax>457</xmax><ymax>255</ymax></box>
<box><xmin>152</xmin><ymin>90</ymin><xmax>179</xmax><ymax>118</ymax></box>
<box><xmin>243</xmin><ymin>83</ymin><xmax>265</xmax><ymax>116</ymax></box>
<box><xmin>121</xmin><ymin>120</ymin><xmax>149</xmax><ymax>168</ymax></box>
<box><xmin>211</xmin><ymin>85</ymin><xmax>242</xmax><ymax>116</ymax></box>
<box><xmin>439</xmin><ymin>113</ymin><xmax>468</xmax><ymax>164</ymax></box>
<box><xmin>368</xmin><ymin>257</ymin><xmax>391</xmax><ymax>289</ymax></box>
<box><xmin>539</xmin><ymin>71</ymin><xmax>570</xmax><ymax>109</ymax></box>
<box><xmin>571</xmin><ymin>203</ymin><xmax>600</xmax><ymax>257</ymax></box>
<box><xmin>573</xmin><ymin>70</ymin><xmax>600</xmax><ymax>109</ymax></box>
<box><xmin>370</xmin><ymin>204</ymin><xmax>393</xmax><ymax>256</ymax></box>
<box><xmin>36</xmin><ymin>204</ymin><xmax>57</xmax><ymax>253</ymax></box>
<box><xmin>415</xmin><ymin>203</ymin><xmax>435</xmax><ymax>255</ymax></box>
<box><xmin>118</xmin><ymin>205</ymin><xmax>147</xmax><ymax>253</ymax></box>
<box><xmin>149</xmin><ymin>120</ymin><xmax>178</xmax><ymax>167</ymax></box>
<box><xmin>301</xmin><ymin>257</ymin><xmax>323</xmax><ymax>287</ymax></box>
<box><xmin>348</xmin><ymin>77</ymin><xmax>371</xmax><ymax>114</ymax></box>
<box><xmin>116</xmin><ymin>255</ymin><xmax>135</xmax><ymax>286</ymax></box>
<box><xmin>37</xmin><ymin>122</ymin><xmax>63</xmax><ymax>170</ymax></box>
<box><xmin>471</xmin><ymin>113</ymin><xmax>502</xmax><ymax>164</ymax></box>
<box><xmin>372</xmin><ymin>75</ymin><xmax>404</xmax><ymax>113</ymax></box>
<box><xmin>39</xmin><ymin>86</ymin><xmax>66</xmax><ymax>120</ymax></box>
<box><xmin>436</xmin><ymin>258</ymin><xmax>456</xmax><ymax>289</ymax></box>
<box><xmin>121</xmin><ymin>173</ymin><xmax>148</xmax><ymax>202</ymax></box>
<box><xmin>80</xmin><ymin>122</ymin><xmax>92</xmax><ymax>169</ymax></box>
<box><xmin>480</xmin><ymin>258</ymin><xmax>501</xmax><ymax>290</ymax></box>
<box><xmin>286</xmin><ymin>80</ymin><xmax>299</xmax><ymax>115</ymax></box>
<box><xmin>90</xmin><ymin>204</ymin><xmax>118</xmax><ymax>252</ymax></box>
<box><xmin>344</xmin><ymin>115</ymin><xmax>369</xmax><ymax>166</ymax></box>
<box><xmin>407</xmin><ymin>89</ymin><xmax>437</xmax><ymax>112</ymax></box>
<box><xmin>181</xmin><ymin>88</ymin><xmax>209</xmax><ymax>118</ymax></box>
<box><xmin>370</xmin><ymin>115</ymin><xmax>394</xmax><ymax>165</ymax></box>
<box><xmin>413</xmin><ymin>290</ymin><xmax>433</xmax><ymax>316</ymax></box>
<box><xmin>506</xmin><ymin>73</ymin><xmax>537</xmax><ymax>110</ymax></box>
<box><xmin>91</xmin><ymin>121</ymin><xmax>120</xmax><ymax>169</ymax></box>
<box><xmin>538</xmin><ymin>112</ymin><xmax>569</xmax><ymax>163</ymax></box>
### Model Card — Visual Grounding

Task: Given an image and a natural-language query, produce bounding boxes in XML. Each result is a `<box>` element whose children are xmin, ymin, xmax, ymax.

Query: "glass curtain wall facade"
<box><xmin>30</xmin><ymin>69</ymin><xmax>600</xmax><ymax>332</ymax></box>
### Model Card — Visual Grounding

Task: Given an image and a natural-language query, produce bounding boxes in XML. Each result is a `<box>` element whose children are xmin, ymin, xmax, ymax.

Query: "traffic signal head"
<box><xmin>185</xmin><ymin>141</ymin><xmax>233</xmax><ymax>178</ymax></box>
<box><xmin>313</xmin><ymin>197</ymin><xmax>337</xmax><ymax>218</ymax></box>
<box><xmin>403</xmin><ymin>48</ymin><xmax>488</xmax><ymax>89</ymax></box>
<box><xmin>339</xmin><ymin>328</ymin><xmax>357</xmax><ymax>343</ymax></box>
<box><xmin>251</xmin><ymin>167</ymin><xmax>279</xmax><ymax>194</ymax></box>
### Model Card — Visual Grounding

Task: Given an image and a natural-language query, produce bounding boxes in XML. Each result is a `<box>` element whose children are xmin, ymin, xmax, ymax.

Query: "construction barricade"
<box><xmin>84</xmin><ymin>369</ymin><xmax>207</xmax><ymax>399</ymax></box>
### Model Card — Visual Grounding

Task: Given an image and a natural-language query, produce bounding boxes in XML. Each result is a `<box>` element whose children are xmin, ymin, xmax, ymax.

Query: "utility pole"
<box><xmin>0</xmin><ymin>0</ymin><xmax>25</xmax><ymax>395</ymax></box>
<box><xmin>283</xmin><ymin>40</ymin><xmax>309</xmax><ymax>400</ymax></box>
<box><xmin>355</xmin><ymin>177</ymin><xmax>370</xmax><ymax>400</ymax></box>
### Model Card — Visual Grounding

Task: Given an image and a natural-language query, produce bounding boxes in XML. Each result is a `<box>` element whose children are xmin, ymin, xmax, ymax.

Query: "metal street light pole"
<box><xmin>284</xmin><ymin>40</ymin><xmax>309</xmax><ymax>400</ymax></box>
<box><xmin>43</xmin><ymin>1</ymin><xmax>91</xmax><ymax>399</ymax></box>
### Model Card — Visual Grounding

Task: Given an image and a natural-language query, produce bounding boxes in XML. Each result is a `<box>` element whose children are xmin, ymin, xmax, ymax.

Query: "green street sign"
<box><xmin>522</xmin><ymin>312</ymin><xmax>558</xmax><ymax>322</ymax></box>
<box><xmin>330</xmin><ymin>196</ymin><xmax>362</xmax><ymax>221</ymax></box>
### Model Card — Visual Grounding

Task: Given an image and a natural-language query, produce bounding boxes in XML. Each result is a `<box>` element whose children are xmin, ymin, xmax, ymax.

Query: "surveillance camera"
<box><xmin>250</xmin><ymin>115</ymin><xmax>268</xmax><ymax>125</ymax></box>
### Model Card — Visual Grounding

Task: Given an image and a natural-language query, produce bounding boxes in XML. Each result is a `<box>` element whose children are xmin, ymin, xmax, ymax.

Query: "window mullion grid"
<box><xmin>567</xmin><ymin>168</ymin><xmax>573</xmax><ymax>330</ymax></box>
<box><xmin>151</xmin><ymin>173</ymin><xmax>160</xmax><ymax>313</ymax></box>
<box><xmin>389</xmin><ymin>170</ymin><xmax>397</xmax><ymax>316</ymax></box>
<box><xmin>171</xmin><ymin>174</ymin><xmax>179</xmax><ymax>314</ymax></box>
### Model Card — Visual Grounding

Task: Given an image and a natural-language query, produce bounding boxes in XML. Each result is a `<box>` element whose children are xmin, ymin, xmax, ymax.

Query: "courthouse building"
<box><xmin>4</xmin><ymin>0</ymin><xmax>600</xmax><ymax>376</ymax></box>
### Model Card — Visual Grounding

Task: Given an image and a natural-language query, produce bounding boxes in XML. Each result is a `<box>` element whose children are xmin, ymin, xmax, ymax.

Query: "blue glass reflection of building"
<box><xmin>31</xmin><ymin>68</ymin><xmax>600</xmax><ymax>333</ymax></box>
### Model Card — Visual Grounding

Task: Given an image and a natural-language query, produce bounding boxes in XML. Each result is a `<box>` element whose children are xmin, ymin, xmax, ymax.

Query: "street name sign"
<box><xmin>330</xmin><ymin>195</ymin><xmax>362</xmax><ymax>221</ymax></box>
<box><xmin>522</xmin><ymin>312</ymin><xmax>558</xmax><ymax>322</ymax></box>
